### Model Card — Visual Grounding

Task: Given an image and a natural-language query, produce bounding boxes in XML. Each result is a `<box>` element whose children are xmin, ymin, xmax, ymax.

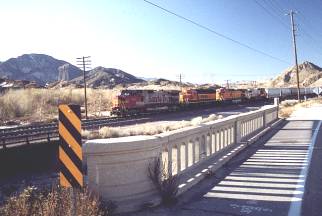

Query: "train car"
<box><xmin>111</xmin><ymin>89</ymin><xmax>180</xmax><ymax>116</ymax></box>
<box><xmin>265</xmin><ymin>87</ymin><xmax>320</xmax><ymax>99</ymax></box>
<box><xmin>265</xmin><ymin>88</ymin><xmax>292</xmax><ymax>98</ymax></box>
<box><xmin>244</xmin><ymin>88</ymin><xmax>267</xmax><ymax>100</ymax></box>
<box><xmin>312</xmin><ymin>87</ymin><xmax>322</xmax><ymax>95</ymax></box>
<box><xmin>216</xmin><ymin>88</ymin><xmax>244</xmax><ymax>103</ymax></box>
<box><xmin>179</xmin><ymin>88</ymin><xmax>216</xmax><ymax>104</ymax></box>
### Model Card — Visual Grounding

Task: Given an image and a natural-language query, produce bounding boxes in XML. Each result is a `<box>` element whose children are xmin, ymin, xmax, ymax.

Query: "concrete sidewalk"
<box><xmin>131</xmin><ymin>104</ymin><xmax>322</xmax><ymax>216</ymax></box>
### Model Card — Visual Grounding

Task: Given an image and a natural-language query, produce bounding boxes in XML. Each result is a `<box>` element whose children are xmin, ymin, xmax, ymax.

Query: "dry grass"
<box><xmin>279</xmin><ymin>97</ymin><xmax>322</xmax><ymax>118</ymax></box>
<box><xmin>85</xmin><ymin>114</ymin><xmax>223</xmax><ymax>139</ymax></box>
<box><xmin>0</xmin><ymin>185</ymin><xmax>108</xmax><ymax>216</ymax></box>
<box><xmin>0</xmin><ymin>88</ymin><xmax>117</xmax><ymax>123</ymax></box>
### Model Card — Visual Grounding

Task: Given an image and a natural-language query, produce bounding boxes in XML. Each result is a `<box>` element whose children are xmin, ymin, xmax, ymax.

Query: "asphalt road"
<box><xmin>132</xmin><ymin>104</ymin><xmax>322</xmax><ymax>216</ymax></box>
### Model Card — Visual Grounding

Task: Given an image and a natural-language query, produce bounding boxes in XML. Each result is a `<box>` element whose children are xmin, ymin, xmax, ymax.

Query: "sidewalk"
<box><xmin>131</xmin><ymin>104</ymin><xmax>322</xmax><ymax>216</ymax></box>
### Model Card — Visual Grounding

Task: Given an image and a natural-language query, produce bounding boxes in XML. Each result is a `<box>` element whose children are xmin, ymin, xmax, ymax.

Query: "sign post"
<box><xmin>58</xmin><ymin>104</ymin><xmax>83</xmax><ymax>188</ymax></box>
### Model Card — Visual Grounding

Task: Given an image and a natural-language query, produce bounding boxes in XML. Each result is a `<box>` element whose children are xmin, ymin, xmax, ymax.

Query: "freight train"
<box><xmin>111</xmin><ymin>87</ymin><xmax>321</xmax><ymax>116</ymax></box>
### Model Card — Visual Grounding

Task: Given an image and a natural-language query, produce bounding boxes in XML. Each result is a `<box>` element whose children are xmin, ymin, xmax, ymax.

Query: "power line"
<box><xmin>253</xmin><ymin>0</ymin><xmax>289</xmax><ymax>30</ymax></box>
<box><xmin>255</xmin><ymin>0</ymin><xmax>322</xmax><ymax>58</ymax></box>
<box><xmin>142</xmin><ymin>0</ymin><xmax>290</xmax><ymax>64</ymax></box>
<box><xmin>267</xmin><ymin>0</ymin><xmax>286</xmax><ymax>14</ymax></box>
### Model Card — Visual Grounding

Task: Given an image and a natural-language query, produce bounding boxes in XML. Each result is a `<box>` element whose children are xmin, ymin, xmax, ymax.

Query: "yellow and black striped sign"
<box><xmin>59</xmin><ymin>104</ymin><xmax>83</xmax><ymax>188</ymax></box>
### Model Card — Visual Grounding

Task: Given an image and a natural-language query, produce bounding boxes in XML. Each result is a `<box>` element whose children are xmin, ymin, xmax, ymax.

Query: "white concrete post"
<box><xmin>208</xmin><ymin>133</ymin><xmax>213</xmax><ymax>155</ymax></box>
<box><xmin>167</xmin><ymin>144</ymin><xmax>173</xmax><ymax>177</ymax></box>
<box><xmin>177</xmin><ymin>144</ymin><xmax>181</xmax><ymax>173</ymax></box>
<box><xmin>274</xmin><ymin>97</ymin><xmax>280</xmax><ymax>106</ymax></box>
<box><xmin>234</xmin><ymin>118</ymin><xmax>242</xmax><ymax>144</ymax></box>
<box><xmin>185</xmin><ymin>142</ymin><xmax>189</xmax><ymax>169</ymax></box>
<box><xmin>263</xmin><ymin>110</ymin><xmax>266</xmax><ymax>128</ymax></box>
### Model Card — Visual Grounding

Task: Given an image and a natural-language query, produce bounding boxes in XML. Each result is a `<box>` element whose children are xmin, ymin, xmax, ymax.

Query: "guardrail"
<box><xmin>84</xmin><ymin>105</ymin><xmax>279</xmax><ymax>213</ymax></box>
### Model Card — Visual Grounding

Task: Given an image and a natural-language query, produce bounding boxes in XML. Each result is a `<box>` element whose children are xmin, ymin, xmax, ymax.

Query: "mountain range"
<box><xmin>0</xmin><ymin>54</ymin><xmax>81</xmax><ymax>85</ymax></box>
<box><xmin>0</xmin><ymin>54</ymin><xmax>144</xmax><ymax>88</ymax></box>
<box><xmin>1</xmin><ymin>54</ymin><xmax>322</xmax><ymax>88</ymax></box>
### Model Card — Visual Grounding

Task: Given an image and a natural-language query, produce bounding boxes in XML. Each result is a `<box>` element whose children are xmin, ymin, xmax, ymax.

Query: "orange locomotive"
<box><xmin>179</xmin><ymin>88</ymin><xmax>216</xmax><ymax>104</ymax></box>
<box><xmin>216</xmin><ymin>88</ymin><xmax>244</xmax><ymax>103</ymax></box>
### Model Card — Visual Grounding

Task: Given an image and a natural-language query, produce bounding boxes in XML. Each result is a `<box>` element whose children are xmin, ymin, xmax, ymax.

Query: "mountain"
<box><xmin>270</xmin><ymin>61</ymin><xmax>322</xmax><ymax>87</ymax></box>
<box><xmin>69</xmin><ymin>67</ymin><xmax>145</xmax><ymax>88</ymax></box>
<box><xmin>0</xmin><ymin>54</ymin><xmax>82</xmax><ymax>85</ymax></box>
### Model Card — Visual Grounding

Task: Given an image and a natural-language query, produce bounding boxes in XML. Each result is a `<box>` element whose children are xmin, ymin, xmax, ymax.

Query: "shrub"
<box><xmin>0</xmin><ymin>88</ymin><xmax>117</xmax><ymax>122</ymax></box>
<box><xmin>0</xmin><ymin>185</ymin><xmax>108</xmax><ymax>216</ymax></box>
<box><xmin>148</xmin><ymin>158</ymin><xmax>179</xmax><ymax>206</ymax></box>
<box><xmin>85</xmin><ymin>114</ymin><xmax>223</xmax><ymax>139</ymax></box>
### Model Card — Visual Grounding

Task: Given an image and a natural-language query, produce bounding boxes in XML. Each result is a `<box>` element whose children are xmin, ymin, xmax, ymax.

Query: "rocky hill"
<box><xmin>69</xmin><ymin>67</ymin><xmax>144</xmax><ymax>88</ymax></box>
<box><xmin>269</xmin><ymin>61</ymin><xmax>322</xmax><ymax>87</ymax></box>
<box><xmin>0</xmin><ymin>54</ymin><xmax>82</xmax><ymax>85</ymax></box>
<box><xmin>0</xmin><ymin>78</ymin><xmax>42</xmax><ymax>92</ymax></box>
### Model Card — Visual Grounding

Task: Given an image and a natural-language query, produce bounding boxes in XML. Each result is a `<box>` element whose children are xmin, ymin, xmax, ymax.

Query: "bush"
<box><xmin>0</xmin><ymin>88</ymin><xmax>117</xmax><ymax>122</ymax></box>
<box><xmin>0</xmin><ymin>186</ymin><xmax>108</xmax><ymax>216</ymax></box>
<box><xmin>280</xmin><ymin>100</ymin><xmax>298</xmax><ymax>107</ymax></box>
<box><xmin>148</xmin><ymin>158</ymin><xmax>179</xmax><ymax>206</ymax></box>
<box><xmin>86</xmin><ymin>114</ymin><xmax>223</xmax><ymax>139</ymax></box>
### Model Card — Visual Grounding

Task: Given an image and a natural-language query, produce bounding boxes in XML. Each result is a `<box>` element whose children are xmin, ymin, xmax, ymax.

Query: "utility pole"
<box><xmin>225</xmin><ymin>80</ymin><xmax>230</xmax><ymax>89</ymax></box>
<box><xmin>176</xmin><ymin>73</ymin><xmax>184</xmax><ymax>91</ymax></box>
<box><xmin>287</xmin><ymin>10</ymin><xmax>301</xmax><ymax>102</ymax></box>
<box><xmin>76</xmin><ymin>56</ymin><xmax>91</xmax><ymax>119</ymax></box>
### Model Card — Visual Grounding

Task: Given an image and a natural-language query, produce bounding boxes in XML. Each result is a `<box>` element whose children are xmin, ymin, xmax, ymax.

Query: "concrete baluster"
<box><xmin>263</xmin><ymin>110</ymin><xmax>267</xmax><ymax>127</ymax></box>
<box><xmin>211</xmin><ymin>131</ymin><xmax>216</xmax><ymax>154</ymax></box>
<box><xmin>185</xmin><ymin>142</ymin><xmax>189</xmax><ymax>168</ymax></box>
<box><xmin>195</xmin><ymin>138</ymin><xmax>200</xmax><ymax>163</ymax></box>
<box><xmin>234</xmin><ymin>118</ymin><xmax>242</xmax><ymax>144</ymax></box>
<box><xmin>208</xmin><ymin>133</ymin><xmax>212</xmax><ymax>155</ymax></box>
<box><xmin>177</xmin><ymin>144</ymin><xmax>181</xmax><ymax>174</ymax></box>
<box><xmin>168</xmin><ymin>144</ymin><xmax>173</xmax><ymax>177</ymax></box>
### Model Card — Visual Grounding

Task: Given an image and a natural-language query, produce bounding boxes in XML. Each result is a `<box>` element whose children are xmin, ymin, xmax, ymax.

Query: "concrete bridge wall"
<box><xmin>84</xmin><ymin>105</ymin><xmax>278</xmax><ymax>213</ymax></box>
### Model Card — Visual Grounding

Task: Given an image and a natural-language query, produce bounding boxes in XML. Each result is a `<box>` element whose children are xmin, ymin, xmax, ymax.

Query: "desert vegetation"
<box><xmin>83</xmin><ymin>114</ymin><xmax>223</xmax><ymax>139</ymax></box>
<box><xmin>0</xmin><ymin>88</ymin><xmax>117</xmax><ymax>124</ymax></box>
<box><xmin>148</xmin><ymin>158</ymin><xmax>179</xmax><ymax>206</ymax></box>
<box><xmin>0</xmin><ymin>185</ymin><xmax>109</xmax><ymax>216</ymax></box>
<box><xmin>279</xmin><ymin>97</ymin><xmax>322</xmax><ymax>118</ymax></box>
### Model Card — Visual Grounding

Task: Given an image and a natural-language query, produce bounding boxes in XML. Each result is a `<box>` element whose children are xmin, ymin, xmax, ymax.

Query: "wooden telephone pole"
<box><xmin>76</xmin><ymin>56</ymin><xmax>91</xmax><ymax>119</ymax></box>
<box><xmin>288</xmin><ymin>10</ymin><xmax>301</xmax><ymax>102</ymax></box>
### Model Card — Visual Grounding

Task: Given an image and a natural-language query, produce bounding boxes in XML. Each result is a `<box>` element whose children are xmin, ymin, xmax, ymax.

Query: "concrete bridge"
<box><xmin>84</xmin><ymin>102</ymin><xmax>322</xmax><ymax>216</ymax></box>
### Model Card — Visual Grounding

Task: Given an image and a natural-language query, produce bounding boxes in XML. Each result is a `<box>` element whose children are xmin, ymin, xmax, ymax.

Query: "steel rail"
<box><xmin>0</xmin><ymin>116</ymin><xmax>126</xmax><ymax>149</ymax></box>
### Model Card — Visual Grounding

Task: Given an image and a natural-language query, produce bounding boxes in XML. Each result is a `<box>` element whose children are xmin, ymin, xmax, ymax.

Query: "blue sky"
<box><xmin>1</xmin><ymin>0</ymin><xmax>322</xmax><ymax>84</ymax></box>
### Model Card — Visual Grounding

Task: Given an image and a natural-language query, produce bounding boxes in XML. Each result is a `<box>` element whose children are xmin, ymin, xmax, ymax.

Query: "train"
<box><xmin>111</xmin><ymin>87</ymin><xmax>321</xmax><ymax>116</ymax></box>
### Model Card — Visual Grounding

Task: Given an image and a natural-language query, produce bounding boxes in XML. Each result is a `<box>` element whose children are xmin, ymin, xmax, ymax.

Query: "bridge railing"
<box><xmin>160</xmin><ymin>105</ymin><xmax>278</xmax><ymax>179</ymax></box>
<box><xmin>84</xmin><ymin>105</ymin><xmax>279</xmax><ymax>213</ymax></box>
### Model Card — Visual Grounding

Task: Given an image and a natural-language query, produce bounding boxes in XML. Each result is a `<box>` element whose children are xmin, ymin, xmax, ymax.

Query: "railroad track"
<box><xmin>0</xmin><ymin>100</ymin><xmax>274</xmax><ymax>149</ymax></box>
<box><xmin>0</xmin><ymin>116</ymin><xmax>127</xmax><ymax>149</ymax></box>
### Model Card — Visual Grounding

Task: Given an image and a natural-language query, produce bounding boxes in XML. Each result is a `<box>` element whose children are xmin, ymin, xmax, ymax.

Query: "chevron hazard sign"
<box><xmin>58</xmin><ymin>104</ymin><xmax>83</xmax><ymax>188</ymax></box>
